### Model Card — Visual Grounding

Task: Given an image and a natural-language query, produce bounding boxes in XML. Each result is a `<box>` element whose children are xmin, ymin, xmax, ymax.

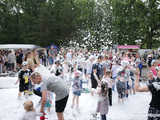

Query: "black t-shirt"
<box><xmin>18</xmin><ymin>69</ymin><xmax>31</xmax><ymax>85</ymax></box>
<box><xmin>148</xmin><ymin>81</ymin><xmax>160</xmax><ymax>108</ymax></box>
<box><xmin>91</xmin><ymin>63</ymin><xmax>103</xmax><ymax>79</ymax></box>
<box><xmin>16</xmin><ymin>55</ymin><xmax>23</xmax><ymax>64</ymax></box>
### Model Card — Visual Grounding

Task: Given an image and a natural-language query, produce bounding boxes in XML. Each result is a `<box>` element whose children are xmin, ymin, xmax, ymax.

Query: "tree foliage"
<box><xmin>0</xmin><ymin>0</ymin><xmax>160</xmax><ymax>49</ymax></box>
<box><xmin>109</xmin><ymin>0</ymin><xmax>160</xmax><ymax>49</ymax></box>
<box><xmin>0</xmin><ymin>0</ymin><xmax>96</xmax><ymax>47</ymax></box>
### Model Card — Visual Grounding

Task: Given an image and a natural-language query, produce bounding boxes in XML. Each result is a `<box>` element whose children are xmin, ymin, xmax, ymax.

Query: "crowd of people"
<box><xmin>0</xmin><ymin>46</ymin><xmax>58</xmax><ymax>74</ymax></box>
<box><xmin>2</xmin><ymin>46</ymin><xmax>160</xmax><ymax>120</ymax></box>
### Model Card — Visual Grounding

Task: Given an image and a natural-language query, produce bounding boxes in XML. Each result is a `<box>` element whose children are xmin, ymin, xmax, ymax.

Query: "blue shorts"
<box><xmin>132</xmin><ymin>80</ymin><xmax>135</xmax><ymax>89</ymax></box>
<box><xmin>48</xmin><ymin>57</ymin><xmax>53</xmax><ymax>65</ymax></box>
<box><xmin>73</xmin><ymin>91</ymin><xmax>81</xmax><ymax>96</ymax></box>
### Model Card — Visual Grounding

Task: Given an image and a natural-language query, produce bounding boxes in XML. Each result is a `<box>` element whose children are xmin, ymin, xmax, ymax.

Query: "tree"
<box><xmin>70</xmin><ymin>0</ymin><xmax>113</xmax><ymax>50</ymax></box>
<box><xmin>110</xmin><ymin>0</ymin><xmax>160</xmax><ymax>49</ymax></box>
<box><xmin>0</xmin><ymin>0</ymin><xmax>97</xmax><ymax>47</ymax></box>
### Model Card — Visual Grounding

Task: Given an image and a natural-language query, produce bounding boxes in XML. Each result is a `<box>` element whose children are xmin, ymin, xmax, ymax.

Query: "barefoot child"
<box><xmin>21</xmin><ymin>100</ymin><xmax>43</xmax><ymax>120</ymax></box>
<box><xmin>71</xmin><ymin>71</ymin><xmax>82</xmax><ymax>110</ymax></box>
<box><xmin>15</xmin><ymin>61</ymin><xmax>31</xmax><ymax>98</ymax></box>
<box><xmin>102</xmin><ymin>71</ymin><xmax>113</xmax><ymax>106</ymax></box>
<box><xmin>116</xmin><ymin>71</ymin><xmax>126</xmax><ymax>103</ymax></box>
<box><xmin>96</xmin><ymin>82</ymin><xmax>109</xmax><ymax>120</ymax></box>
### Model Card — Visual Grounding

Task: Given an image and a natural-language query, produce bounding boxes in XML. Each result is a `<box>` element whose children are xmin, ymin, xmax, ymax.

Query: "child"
<box><xmin>116</xmin><ymin>71</ymin><xmax>126</xmax><ymax>103</ymax></box>
<box><xmin>71</xmin><ymin>71</ymin><xmax>82</xmax><ymax>110</ymax></box>
<box><xmin>15</xmin><ymin>61</ymin><xmax>32</xmax><ymax>98</ymax></box>
<box><xmin>44</xmin><ymin>91</ymin><xmax>53</xmax><ymax>112</ymax></box>
<box><xmin>102</xmin><ymin>71</ymin><xmax>112</xmax><ymax>106</ymax></box>
<box><xmin>124</xmin><ymin>66</ymin><xmax>131</xmax><ymax>98</ymax></box>
<box><xmin>21</xmin><ymin>100</ymin><xmax>43</xmax><ymax>120</ymax></box>
<box><xmin>96</xmin><ymin>82</ymin><xmax>109</xmax><ymax>120</ymax></box>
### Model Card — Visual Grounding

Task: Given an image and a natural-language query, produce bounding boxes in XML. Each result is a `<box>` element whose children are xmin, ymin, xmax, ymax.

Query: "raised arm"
<box><xmin>135</xmin><ymin>70</ymin><xmax>149</xmax><ymax>92</ymax></box>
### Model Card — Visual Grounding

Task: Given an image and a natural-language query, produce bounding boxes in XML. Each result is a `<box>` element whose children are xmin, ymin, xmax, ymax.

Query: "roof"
<box><xmin>118</xmin><ymin>45</ymin><xmax>140</xmax><ymax>49</ymax></box>
<box><xmin>0</xmin><ymin>44</ymin><xmax>41</xmax><ymax>49</ymax></box>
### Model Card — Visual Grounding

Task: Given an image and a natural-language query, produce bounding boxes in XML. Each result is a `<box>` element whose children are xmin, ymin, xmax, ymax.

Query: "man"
<box><xmin>8</xmin><ymin>50</ymin><xmax>16</xmax><ymax>71</ymax></box>
<box><xmin>30</xmin><ymin>72</ymin><xmax>69</xmax><ymax>120</ymax></box>
<box><xmin>90</xmin><ymin>55</ymin><xmax>104</xmax><ymax>95</ymax></box>
<box><xmin>48</xmin><ymin>46</ymin><xmax>57</xmax><ymax>65</ymax></box>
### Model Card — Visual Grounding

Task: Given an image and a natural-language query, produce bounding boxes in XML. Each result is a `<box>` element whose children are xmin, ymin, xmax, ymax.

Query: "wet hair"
<box><xmin>98</xmin><ymin>55</ymin><xmax>103</xmax><ymax>60</ymax></box>
<box><xmin>24</xmin><ymin>51</ymin><xmax>32</xmax><ymax>61</ymax></box>
<box><xmin>55</xmin><ymin>60</ymin><xmax>60</xmax><ymax>64</ymax></box>
<box><xmin>101</xmin><ymin>82</ymin><xmax>108</xmax><ymax>97</ymax></box>
<box><xmin>106</xmin><ymin>71</ymin><xmax>111</xmax><ymax>75</ymax></box>
<box><xmin>30</xmin><ymin>72</ymin><xmax>41</xmax><ymax>80</ymax></box>
<box><xmin>23</xmin><ymin>101</ymin><xmax>34</xmax><ymax>112</ymax></box>
<box><xmin>104</xmin><ymin>56</ymin><xmax>108</xmax><ymax>59</ymax></box>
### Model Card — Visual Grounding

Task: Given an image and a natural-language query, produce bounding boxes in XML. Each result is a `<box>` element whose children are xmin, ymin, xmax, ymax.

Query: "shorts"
<box><xmin>118</xmin><ymin>91</ymin><xmax>125</xmax><ymax>99</ymax></box>
<box><xmin>19</xmin><ymin>84</ymin><xmax>29</xmax><ymax>92</ymax></box>
<box><xmin>73</xmin><ymin>91</ymin><xmax>81</xmax><ymax>96</ymax></box>
<box><xmin>148</xmin><ymin>107</ymin><xmax>160</xmax><ymax>120</ymax></box>
<box><xmin>55</xmin><ymin>95</ymin><xmax>69</xmax><ymax>113</ymax></box>
<box><xmin>48</xmin><ymin>57</ymin><xmax>53</xmax><ymax>65</ymax></box>
<box><xmin>91</xmin><ymin>78</ymin><xmax>98</xmax><ymax>89</ymax></box>
<box><xmin>132</xmin><ymin>80</ymin><xmax>135</xmax><ymax>89</ymax></box>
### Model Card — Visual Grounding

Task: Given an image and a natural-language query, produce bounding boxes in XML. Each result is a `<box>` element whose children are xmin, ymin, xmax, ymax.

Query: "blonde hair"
<box><xmin>23</xmin><ymin>101</ymin><xmax>35</xmax><ymax>112</ymax></box>
<box><xmin>30</xmin><ymin>72</ymin><xmax>41</xmax><ymax>80</ymax></box>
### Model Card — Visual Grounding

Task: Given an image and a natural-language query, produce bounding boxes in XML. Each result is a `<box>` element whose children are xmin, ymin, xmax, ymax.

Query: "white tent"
<box><xmin>0</xmin><ymin>44</ymin><xmax>41</xmax><ymax>49</ymax></box>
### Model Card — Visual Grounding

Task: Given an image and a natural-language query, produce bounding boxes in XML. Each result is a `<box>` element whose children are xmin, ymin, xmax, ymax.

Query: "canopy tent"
<box><xmin>117</xmin><ymin>45</ymin><xmax>140</xmax><ymax>53</ymax></box>
<box><xmin>0</xmin><ymin>44</ymin><xmax>41</xmax><ymax>49</ymax></box>
<box><xmin>118</xmin><ymin>45</ymin><xmax>140</xmax><ymax>49</ymax></box>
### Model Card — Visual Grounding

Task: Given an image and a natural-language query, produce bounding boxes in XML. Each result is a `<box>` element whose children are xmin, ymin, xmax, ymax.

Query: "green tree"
<box><xmin>70</xmin><ymin>0</ymin><xmax>113</xmax><ymax>50</ymax></box>
<box><xmin>110</xmin><ymin>0</ymin><xmax>160</xmax><ymax>49</ymax></box>
<box><xmin>0</xmin><ymin>0</ymin><xmax>96</xmax><ymax>47</ymax></box>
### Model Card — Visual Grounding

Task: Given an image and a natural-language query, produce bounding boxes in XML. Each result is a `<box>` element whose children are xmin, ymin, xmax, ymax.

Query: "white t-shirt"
<box><xmin>20</xmin><ymin>111</ymin><xmax>42</xmax><ymax>120</ymax></box>
<box><xmin>112</xmin><ymin>64</ymin><xmax>121</xmax><ymax>78</ymax></box>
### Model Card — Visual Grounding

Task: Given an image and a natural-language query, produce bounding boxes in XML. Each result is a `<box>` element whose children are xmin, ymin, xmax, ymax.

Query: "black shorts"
<box><xmin>19</xmin><ymin>84</ymin><xmax>29</xmax><ymax>92</ymax></box>
<box><xmin>55</xmin><ymin>95</ymin><xmax>69</xmax><ymax>113</ymax></box>
<box><xmin>148</xmin><ymin>107</ymin><xmax>160</xmax><ymax>120</ymax></box>
<box><xmin>91</xmin><ymin>78</ymin><xmax>98</xmax><ymax>89</ymax></box>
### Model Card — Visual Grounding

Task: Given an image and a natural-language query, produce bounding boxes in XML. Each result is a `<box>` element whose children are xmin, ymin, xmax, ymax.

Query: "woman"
<box><xmin>150</xmin><ymin>60</ymin><xmax>158</xmax><ymax>78</ymax></box>
<box><xmin>32</xmin><ymin>49</ymin><xmax>40</xmax><ymax>68</ymax></box>
<box><xmin>135</xmin><ymin>69</ymin><xmax>160</xmax><ymax>120</ymax></box>
<box><xmin>25</xmin><ymin>51</ymin><xmax>34</xmax><ymax>71</ymax></box>
<box><xmin>25</xmin><ymin>49</ymin><xmax>40</xmax><ymax>71</ymax></box>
